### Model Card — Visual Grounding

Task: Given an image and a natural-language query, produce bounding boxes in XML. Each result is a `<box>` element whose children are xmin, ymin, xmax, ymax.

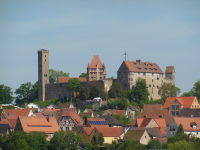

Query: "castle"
<box><xmin>38</xmin><ymin>49</ymin><xmax>175</xmax><ymax>101</ymax></box>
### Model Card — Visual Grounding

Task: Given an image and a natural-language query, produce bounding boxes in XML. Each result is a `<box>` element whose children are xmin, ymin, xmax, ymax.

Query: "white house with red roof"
<box><xmin>117</xmin><ymin>60</ymin><xmax>175</xmax><ymax>99</ymax></box>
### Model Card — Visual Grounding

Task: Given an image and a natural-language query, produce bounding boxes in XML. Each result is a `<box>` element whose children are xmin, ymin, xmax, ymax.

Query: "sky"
<box><xmin>0</xmin><ymin>0</ymin><xmax>200</xmax><ymax>98</ymax></box>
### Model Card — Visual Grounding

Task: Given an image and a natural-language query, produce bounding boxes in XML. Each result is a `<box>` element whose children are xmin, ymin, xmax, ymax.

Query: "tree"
<box><xmin>117</xmin><ymin>140</ymin><xmax>146</xmax><ymax>150</ymax></box>
<box><xmin>113</xmin><ymin>114</ymin><xmax>131</xmax><ymax>126</ymax></box>
<box><xmin>85</xmin><ymin>143</ymin><xmax>92</xmax><ymax>150</ymax></box>
<box><xmin>49</xmin><ymin>131</ymin><xmax>66</xmax><ymax>150</ymax></box>
<box><xmin>15</xmin><ymin>81</ymin><xmax>38</xmax><ymax>106</ymax></box>
<box><xmin>193</xmin><ymin>80</ymin><xmax>200</xmax><ymax>101</ymax></box>
<box><xmin>0</xmin><ymin>84</ymin><xmax>14</xmax><ymax>104</ymax></box>
<box><xmin>83</xmin><ymin>114</ymin><xmax>92</xmax><ymax>121</ymax></box>
<box><xmin>177</xmin><ymin>124</ymin><xmax>184</xmax><ymax>135</ymax></box>
<box><xmin>66</xmin><ymin>78</ymin><xmax>82</xmax><ymax>93</ymax></box>
<box><xmin>26</xmin><ymin>131</ymin><xmax>49</xmax><ymax>150</ymax></box>
<box><xmin>84</xmin><ymin>104</ymin><xmax>93</xmax><ymax>110</ymax></box>
<box><xmin>87</xmin><ymin>81</ymin><xmax>106</xmax><ymax>99</ymax></box>
<box><xmin>167</xmin><ymin>140</ymin><xmax>196</xmax><ymax>150</ymax></box>
<box><xmin>4</xmin><ymin>105</ymin><xmax>15</xmax><ymax>109</ymax></box>
<box><xmin>92</xmin><ymin>145</ymin><xmax>100</xmax><ymax>150</ymax></box>
<box><xmin>135</xmin><ymin>110</ymin><xmax>140</xmax><ymax>118</ymax></box>
<box><xmin>108</xmin><ymin>82</ymin><xmax>124</xmax><ymax>98</ymax></box>
<box><xmin>98</xmin><ymin>132</ymin><xmax>104</xmax><ymax>146</ymax></box>
<box><xmin>147</xmin><ymin>139</ymin><xmax>162</xmax><ymax>149</ymax></box>
<box><xmin>158</xmin><ymin>82</ymin><xmax>181</xmax><ymax>97</ymax></box>
<box><xmin>107</xmin><ymin>76</ymin><xmax>114</xmax><ymax>79</ymax></box>
<box><xmin>65</xmin><ymin>131</ymin><xmax>84</xmax><ymax>150</ymax></box>
<box><xmin>49</xmin><ymin>69</ymin><xmax>70</xmax><ymax>83</ymax></box>
<box><xmin>79</xmin><ymin>73</ymin><xmax>89</xmax><ymax>81</ymax></box>
<box><xmin>80</xmin><ymin>86</ymin><xmax>90</xmax><ymax>100</ymax></box>
<box><xmin>117</xmin><ymin>98</ymin><xmax>129</xmax><ymax>110</ymax></box>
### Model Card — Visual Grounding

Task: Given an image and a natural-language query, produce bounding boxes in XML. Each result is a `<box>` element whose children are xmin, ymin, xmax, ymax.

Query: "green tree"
<box><xmin>26</xmin><ymin>131</ymin><xmax>49</xmax><ymax>150</ymax></box>
<box><xmin>131</xmin><ymin>78</ymin><xmax>150</xmax><ymax>105</ymax></box>
<box><xmin>3</xmin><ymin>131</ymin><xmax>29</xmax><ymax>150</ymax></box>
<box><xmin>106</xmin><ymin>144</ymin><xmax>115</xmax><ymax>150</ymax></box>
<box><xmin>4</xmin><ymin>105</ymin><xmax>15</xmax><ymax>109</ymax></box>
<box><xmin>79</xmin><ymin>73</ymin><xmax>89</xmax><ymax>81</ymax></box>
<box><xmin>83</xmin><ymin>114</ymin><xmax>92</xmax><ymax>121</ymax></box>
<box><xmin>49</xmin><ymin>69</ymin><xmax>70</xmax><ymax>83</ymax></box>
<box><xmin>49</xmin><ymin>131</ymin><xmax>66</xmax><ymax>150</ymax></box>
<box><xmin>85</xmin><ymin>143</ymin><xmax>92</xmax><ymax>150</ymax></box>
<box><xmin>147</xmin><ymin>139</ymin><xmax>162</xmax><ymax>149</ymax></box>
<box><xmin>85</xmin><ymin>104</ymin><xmax>93</xmax><ymax>110</ymax></box>
<box><xmin>193</xmin><ymin>80</ymin><xmax>200</xmax><ymax>101</ymax></box>
<box><xmin>0</xmin><ymin>84</ymin><xmax>14</xmax><ymax>104</ymax></box>
<box><xmin>66</xmin><ymin>78</ymin><xmax>82</xmax><ymax>93</ymax></box>
<box><xmin>135</xmin><ymin>110</ymin><xmax>140</xmax><ymax>118</ymax></box>
<box><xmin>158</xmin><ymin>82</ymin><xmax>181</xmax><ymax>97</ymax></box>
<box><xmin>113</xmin><ymin>114</ymin><xmax>130</xmax><ymax>126</ymax></box>
<box><xmin>167</xmin><ymin>140</ymin><xmax>196</xmax><ymax>150</ymax></box>
<box><xmin>65</xmin><ymin>131</ymin><xmax>84</xmax><ymax>150</ymax></box>
<box><xmin>117</xmin><ymin>98</ymin><xmax>129</xmax><ymax>110</ymax></box>
<box><xmin>80</xmin><ymin>86</ymin><xmax>90</xmax><ymax>100</ymax></box>
<box><xmin>108</xmin><ymin>82</ymin><xmax>124</xmax><ymax>98</ymax></box>
<box><xmin>15</xmin><ymin>81</ymin><xmax>38</xmax><ymax>106</ymax></box>
<box><xmin>117</xmin><ymin>140</ymin><xmax>146</xmax><ymax>150</ymax></box>
<box><xmin>92</xmin><ymin>145</ymin><xmax>100</xmax><ymax>150</ymax></box>
<box><xmin>107</xmin><ymin>76</ymin><xmax>114</xmax><ymax>79</ymax></box>
<box><xmin>87</xmin><ymin>81</ymin><xmax>106</xmax><ymax>99</ymax></box>
<box><xmin>98</xmin><ymin>132</ymin><xmax>104</xmax><ymax>146</ymax></box>
<box><xmin>177</xmin><ymin>124</ymin><xmax>184</xmax><ymax>135</ymax></box>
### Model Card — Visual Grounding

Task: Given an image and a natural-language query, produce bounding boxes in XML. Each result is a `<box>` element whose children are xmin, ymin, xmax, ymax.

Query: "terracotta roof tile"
<box><xmin>56</xmin><ymin>103</ymin><xmax>74</xmax><ymax>109</ymax></box>
<box><xmin>143</xmin><ymin>104</ymin><xmax>162</xmax><ymax>110</ymax></box>
<box><xmin>62</xmin><ymin>111</ymin><xmax>84</xmax><ymax>125</ymax></box>
<box><xmin>124</xmin><ymin>61</ymin><xmax>164</xmax><ymax>74</ymax></box>
<box><xmin>83</xmin><ymin>127</ymin><xmax>95</xmax><ymax>135</ymax></box>
<box><xmin>96</xmin><ymin>127</ymin><xmax>123</xmax><ymax>137</ymax></box>
<box><xmin>159</xmin><ymin>127</ymin><xmax>167</xmax><ymax>136</ymax></box>
<box><xmin>139</xmin><ymin>118</ymin><xmax>152</xmax><ymax>127</ymax></box>
<box><xmin>4</xmin><ymin>109</ymin><xmax>32</xmax><ymax>118</ymax></box>
<box><xmin>88</xmin><ymin>56</ymin><xmax>103</xmax><ymax>68</ymax></box>
<box><xmin>19</xmin><ymin>116</ymin><xmax>60</xmax><ymax>133</ymax></box>
<box><xmin>165</xmin><ymin>66</ymin><xmax>175</xmax><ymax>73</ymax></box>
<box><xmin>163</xmin><ymin>96</ymin><xmax>196</xmax><ymax>109</ymax></box>
<box><xmin>57</xmin><ymin>77</ymin><xmax>86</xmax><ymax>83</ymax></box>
<box><xmin>154</xmin><ymin>118</ymin><xmax>166</xmax><ymax>127</ymax></box>
<box><xmin>158</xmin><ymin>137</ymin><xmax>168</xmax><ymax>144</ymax></box>
<box><xmin>174</xmin><ymin>117</ymin><xmax>200</xmax><ymax>131</ymax></box>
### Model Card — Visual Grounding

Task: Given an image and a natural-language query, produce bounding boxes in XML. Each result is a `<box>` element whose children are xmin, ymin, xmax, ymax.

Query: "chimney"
<box><xmin>136</xmin><ymin>60</ymin><xmax>141</xmax><ymax>65</ymax></box>
<box><xmin>8</xmin><ymin>112</ymin><xmax>10</xmax><ymax>117</ymax></box>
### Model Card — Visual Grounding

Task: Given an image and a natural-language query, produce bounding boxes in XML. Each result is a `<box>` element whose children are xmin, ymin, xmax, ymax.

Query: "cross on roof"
<box><xmin>123</xmin><ymin>51</ymin><xmax>128</xmax><ymax>61</ymax></box>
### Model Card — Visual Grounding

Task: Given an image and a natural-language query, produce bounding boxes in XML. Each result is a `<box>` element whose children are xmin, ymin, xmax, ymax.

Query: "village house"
<box><xmin>163</xmin><ymin>96</ymin><xmax>199</xmax><ymax>116</ymax></box>
<box><xmin>166</xmin><ymin>117</ymin><xmax>200</xmax><ymax>138</ymax></box>
<box><xmin>99</xmin><ymin>115</ymin><xmax>123</xmax><ymax>127</ymax></box>
<box><xmin>179</xmin><ymin>108</ymin><xmax>200</xmax><ymax>117</ymax></box>
<box><xmin>126</xmin><ymin>105</ymin><xmax>140</xmax><ymax>120</ymax></box>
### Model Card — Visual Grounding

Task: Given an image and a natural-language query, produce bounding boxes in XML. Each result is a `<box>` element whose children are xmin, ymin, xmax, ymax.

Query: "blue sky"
<box><xmin>0</xmin><ymin>0</ymin><xmax>200</xmax><ymax>97</ymax></box>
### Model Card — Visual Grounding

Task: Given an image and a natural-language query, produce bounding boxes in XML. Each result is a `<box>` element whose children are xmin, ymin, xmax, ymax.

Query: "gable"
<box><xmin>146</xmin><ymin>119</ymin><xmax>159</xmax><ymax>128</ymax></box>
<box><xmin>118</xmin><ymin>61</ymin><xmax>129</xmax><ymax>72</ymax></box>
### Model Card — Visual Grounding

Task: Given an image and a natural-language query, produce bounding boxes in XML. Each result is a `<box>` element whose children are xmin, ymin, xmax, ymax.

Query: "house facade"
<box><xmin>117</xmin><ymin>60</ymin><xmax>175</xmax><ymax>99</ymax></box>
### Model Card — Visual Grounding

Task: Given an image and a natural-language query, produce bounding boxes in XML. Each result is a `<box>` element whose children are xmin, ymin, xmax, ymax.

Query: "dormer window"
<box><xmin>190</xmin><ymin>122</ymin><xmax>197</xmax><ymax>129</ymax></box>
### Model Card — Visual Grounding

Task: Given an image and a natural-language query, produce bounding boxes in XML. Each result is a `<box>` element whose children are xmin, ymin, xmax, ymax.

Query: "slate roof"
<box><xmin>123</xmin><ymin>61</ymin><xmax>164</xmax><ymax>74</ymax></box>
<box><xmin>57</xmin><ymin>77</ymin><xmax>86</xmax><ymax>83</ymax></box>
<box><xmin>163</xmin><ymin>96</ymin><xmax>196</xmax><ymax>109</ymax></box>
<box><xmin>143</xmin><ymin>104</ymin><xmax>162</xmax><ymax>110</ymax></box>
<box><xmin>0</xmin><ymin>124</ymin><xmax>9</xmax><ymax>134</ymax></box>
<box><xmin>56</xmin><ymin>103</ymin><xmax>74</xmax><ymax>109</ymax></box>
<box><xmin>99</xmin><ymin>115</ymin><xmax>123</xmax><ymax>126</ymax></box>
<box><xmin>19</xmin><ymin>116</ymin><xmax>60</xmax><ymax>133</ymax></box>
<box><xmin>123</xmin><ymin>130</ymin><xmax>145</xmax><ymax>141</ymax></box>
<box><xmin>179</xmin><ymin>108</ymin><xmax>200</xmax><ymax>117</ymax></box>
<box><xmin>96</xmin><ymin>127</ymin><xmax>123</xmax><ymax>137</ymax></box>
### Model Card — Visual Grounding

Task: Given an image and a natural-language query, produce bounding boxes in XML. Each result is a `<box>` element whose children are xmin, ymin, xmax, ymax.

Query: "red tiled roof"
<box><xmin>158</xmin><ymin>137</ymin><xmax>168</xmax><ymax>144</ymax></box>
<box><xmin>19</xmin><ymin>116</ymin><xmax>59</xmax><ymax>133</ymax></box>
<box><xmin>88</xmin><ymin>56</ymin><xmax>103</xmax><ymax>68</ymax></box>
<box><xmin>57</xmin><ymin>77</ymin><xmax>86</xmax><ymax>83</ymax></box>
<box><xmin>139</xmin><ymin>118</ymin><xmax>152</xmax><ymax>127</ymax></box>
<box><xmin>165</xmin><ymin>66</ymin><xmax>175</xmax><ymax>73</ymax></box>
<box><xmin>124</xmin><ymin>61</ymin><xmax>164</xmax><ymax>73</ymax></box>
<box><xmin>83</xmin><ymin>127</ymin><xmax>95</xmax><ymax>135</ymax></box>
<box><xmin>163</xmin><ymin>97</ymin><xmax>196</xmax><ymax>109</ymax></box>
<box><xmin>62</xmin><ymin>111</ymin><xmax>84</xmax><ymax>125</ymax></box>
<box><xmin>174</xmin><ymin>117</ymin><xmax>200</xmax><ymax>131</ymax></box>
<box><xmin>143</xmin><ymin>104</ymin><xmax>162</xmax><ymax>111</ymax></box>
<box><xmin>96</xmin><ymin>127</ymin><xmax>123</xmax><ymax>137</ymax></box>
<box><xmin>104</xmin><ymin>109</ymin><xmax>126</xmax><ymax>116</ymax></box>
<box><xmin>0</xmin><ymin>118</ymin><xmax>13</xmax><ymax>128</ymax></box>
<box><xmin>4</xmin><ymin>109</ymin><xmax>32</xmax><ymax>118</ymax></box>
<box><xmin>159</xmin><ymin>127</ymin><xmax>167</xmax><ymax>136</ymax></box>
<box><xmin>44</xmin><ymin>109</ymin><xmax>60</xmax><ymax>114</ymax></box>
<box><xmin>87</xmin><ymin>118</ymin><xmax>109</xmax><ymax>127</ymax></box>
<box><xmin>154</xmin><ymin>118</ymin><xmax>166</xmax><ymax>127</ymax></box>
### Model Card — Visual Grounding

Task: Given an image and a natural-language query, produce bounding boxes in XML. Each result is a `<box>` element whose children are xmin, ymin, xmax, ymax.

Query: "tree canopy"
<box><xmin>0</xmin><ymin>84</ymin><xmax>14</xmax><ymax>104</ymax></box>
<box><xmin>65</xmin><ymin>131</ymin><xmax>84</xmax><ymax>150</ymax></box>
<box><xmin>98</xmin><ymin>132</ymin><xmax>104</xmax><ymax>146</ymax></box>
<box><xmin>86</xmin><ymin>81</ymin><xmax>106</xmax><ymax>99</ymax></box>
<box><xmin>108</xmin><ymin>82</ymin><xmax>124</xmax><ymax>98</ymax></box>
<box><xmin>66</xmin><ymin>78</ymin><xmax>82</xmax><ymax>93</ymax></box>
<box><xmin>15</xmin><ymin>81</ymin><xmax>38</xmax><ymax>106</ymax></box>
<box><xmin>79</xmin><ymin>73</ymin><xmax>89</xmax><ymax>81</ymax></box>
<box><xmin>158</xmin><ymin>82</ymin><xmax>181</xmax><ymax>97</ymax></box>
<box><xmin>49</xmin><ymin>69</ymin><xmax>70</xmax><ymax>83</ymax></box>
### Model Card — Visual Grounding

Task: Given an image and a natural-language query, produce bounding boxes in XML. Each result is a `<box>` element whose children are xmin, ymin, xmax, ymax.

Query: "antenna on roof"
<box><xmin>123</xmin><ymin>51</ymin><xmax>128</xmax><ymax>61</ymax></box>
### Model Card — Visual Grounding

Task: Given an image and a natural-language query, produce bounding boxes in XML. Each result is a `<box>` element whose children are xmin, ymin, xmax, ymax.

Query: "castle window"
<box><xmin>45</xmin><ymin>55</ymin><xmax>46</xmax><ymax>57</ymax></box>
<box><xmin>131</xmin><ymin>78</ymin><xmax>133</xmax><ymax>81</ymax></box>
<box><xmin>152</xmin><ymin>79</ymin><xmax>153</xmax><ymax>82</ymax></box>
<box><xmin>149</xmin><ymin>85</ymin><xmax>151</xmax><ymax>87</ymax></box>
<box><xmin>157</xmin><ymin>86</ymin><xmax>159</xmax><ymax>88</ymax></box>
<box><xmin>45</xmin><ymin>59</ymin><xmax>46</xmax><ymax>62</ymax></box>
<box><xmin>143</xmin><ymin>73</ymin><xmax>145</xmax><ymax>76</ymax></box>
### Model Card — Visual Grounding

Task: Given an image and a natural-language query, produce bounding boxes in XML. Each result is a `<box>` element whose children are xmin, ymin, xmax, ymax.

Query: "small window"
<box><xmin>125</xmin><ymin>84</ymin><xmax>126</xmax><ymax>87</ymax></box>
<box><xmin>60</xmin><ymin>127</ymin><xmax>63</xmax><ymax>131</ymax></box>
<box><xmin>45</xmin><ymin>55</ymin><xmax>46</xmax><ymax>57</ymax></box>
<box><xmin>172</xmin><ymin>105</ymin><xmax>175</xmax><ymax>110</ymax></box>
<box><xmin>152</xmin><ymin>79</ymin><xmax>153</xmax><ymax>82</ymax></box>
<box><xmin>60</xmin><ymin>84</ymin><xmax>62</xmax><ymax>87</ymax></box>
<box><xmin>145</xmin><ymin>136</ymin><xmax>146</xmax><ymax>138</ymax></box>
<box><xmin>45</xmin><ymin>59</ymin><xmax>46</xmax><ymax>62</ymax></box>
<box><xmin>172</xmin><ymin>111</ymin><xmax>175</xmax><ymax>115</ymax></box>
<box><xmin>149</xmin><ymin>85</ymin><xmax>151</xmax><ymax>87</ymax></box>
<box><xmin>169</xmin><ymin>77</ymin><xmax>171</xmax><ymax>79</ymax></box>
<box><xmin>152</xmin><ymin>73</ymin><xmax>153</xmax><ymax>76</ymax></box>
<box><xmin>176</xmin><ymin>105</ymin><xmax>179</xmax><ymax>110</ymax></box>
<box><xmin>157</xmin><ymin>86</ymin><xmax>159</xmax><ymax>88</ymax></box>
<box><xmin>176</xmin><ymin>111</ymin><xmax>179</xmax><ymax>115</ymax></box>
<box><xmin>82</xmin><ymin>130</ymin><xmax>84</xmax><ymax>133</ymax></box>
<box><xmin>153</xmin><ymin>85</ymin><xmax>155</xmax><ymax>87</ymax></box>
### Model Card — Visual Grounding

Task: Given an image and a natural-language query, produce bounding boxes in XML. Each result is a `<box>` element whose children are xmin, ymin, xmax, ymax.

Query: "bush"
<box><xmin>33</xmin><ymin>98</ymin><xmax>60</xmax><ymax>108</ymax></box>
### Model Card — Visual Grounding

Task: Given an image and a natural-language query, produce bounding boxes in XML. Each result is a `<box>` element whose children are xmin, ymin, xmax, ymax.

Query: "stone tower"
<box><xmin>165</xmin><ymin>66</ymin><xmax>175</xmax><ymax>85</ymax></box>
<box><xmin>38</xmin><ymin>49</ymin><xmax>49</xmax><ymax>101</ymax></box>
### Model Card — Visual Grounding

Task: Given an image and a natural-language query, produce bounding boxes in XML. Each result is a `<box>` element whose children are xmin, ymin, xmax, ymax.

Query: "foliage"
<box><xmin>158</xmin><ymin>82</ymin><xmax>181</xmax><ymax>97</ymax></box>
<box><xmin>99</xmin><ymin>105</ymin><xmax>107</xmax><ymax>111</ymax></box>
<box><xmin>66</xmin><ymin>78</ymin><xmax>82</xmax><ymax>93</ymax></box>
<box><xmin>80</xmin><ymin>86</ymin><xmax>90</xmax><ymax>100</ymax></box>
<box><xmin>167</xmin><ymin>133</ymin><xmax>190</xmax><ymax>144</ymax></box>
<box><xmin>92</xmin><ymin>145</ymin><xmax>100</xmax><ymax>150</ymax></box>
<box><xmin>0</xmin><ymin>84</ymin><xmax>14</xmax><ymax>104</ymax></box>
<box><xmin>3</xmin><ymin>131</ymin><xmax>29</xmax><ymax>150</ymax></box>
<box><xmin>83</xmin><ymin>114</ymin><xmax>92</xmax><ymax>121</ymax></box>
<box><xmin>135</xmin><ymin>110</ymin><xmax>140</xmax><ymax>118</ymax></box>
<box><xmin>85</xmin><ymin>104</ymin><xmax>93</xmax><ymax>110</ymax></box>
<box><xmin>107</xmin><ymin>76</ymin><xmax>114</xmax><ymax>79</ymax></box>
<box><xmin>85</xmin><ymin>143</ymin><xmax>92</xmax><ymax>150</ymax></box>
<box><xmin>86</xmin><ymin>81</ymin><xmax>106</xmax><ymax>99</ymax></box>
<box><xmin>65</xmin><ymin>131</ymin><xmax>84</xmax><ymax>150</ymax></box>
<box><xmin>177</xmin><ymin>124</ymin><xmax>184</xmax><ymax>135</ymax></box>
<box><xmin>33</xmin><ymin>98</ymin><xmax>59</xmax><ymax>108</ymax></box>
<box><xmin>4</xmin><ymin>105</ymin><xmax>15</xmax><ymax>109</ymax></box>
<box><xmin>26</xmin><ymin>131</ymin><xmax>49</xmax><ymax>150</ymax></box>
<box><xmin>116</xmin><ymin>140</ymin><xmax>146</xmax><ymax>150</ymax></box>
<box><xmin>107</xmin><ymin>98</ymin><xmax>129</xmax><ymax>110</ymax></box>
<box><xmin>49</xmin><ymin>131</ymin><xmax>66</xmax><ymax>150</ymax></box>
<box><xmin>113</xmin><ymin>114</ymin><xmax>131</xmax><ymax>126</ymax></box>
<box><xmin>147</xmin><ymin>139</ymin><xmax>162</xmax><ymax>149</ymax></box>
<box><xmin>98</xmin><ymin>132</ymin><xmax>104</xmax><ymax>146</ymax></box>
<box><xmin>193</xmin><ymin>80</ymin><xmax>200</xmax><ymax>100</ymax></box>
<box><xmin>106</xmin><ymin>143</ymin><xmax>115</xmax><ymax>150</ymax></box>
<box><xmin>91</xmin><ymin>136</ymin><xmax>97</xmax><ymax>146</ymax></box>
<box><xmin>167</xmin><ymin>140</ymin><xmax>196</xmax><ymax>150</ymax></box>
<box><xmin>108</xmin><ymin>82</ymin><xmax>124</xmax><ymax>98</ymax></box>
<box><xmin>15</xmin><ymin>81</ymin><xmax>38</xmax><ymax>106</ymax></box>
<box><xmin>49</xmin><ymin>69</ymin><xmax>70</xmax><ymax>83</ymax></box>
<box><xmin>79</xmin><ymin>73</ymin><xmax>89</xmax><ymax>81</ymax></box>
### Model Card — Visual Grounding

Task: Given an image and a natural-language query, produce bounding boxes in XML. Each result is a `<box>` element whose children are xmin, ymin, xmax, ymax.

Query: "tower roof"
<box><xmin>87</xmin><ymin>56</ymin><xmax>103</xmax><ymax>68</ymax></box>
<box><xmin>165</xmin><ymin>66</ymin><xmax>175</xmax><ymax>73</ymax></box>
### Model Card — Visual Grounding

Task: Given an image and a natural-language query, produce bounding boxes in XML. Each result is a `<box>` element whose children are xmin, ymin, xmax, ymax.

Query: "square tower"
<box><xmin>38</xmin><ymin>49</ymin><xmax>49</xmax><ymax>101</ymax></box>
